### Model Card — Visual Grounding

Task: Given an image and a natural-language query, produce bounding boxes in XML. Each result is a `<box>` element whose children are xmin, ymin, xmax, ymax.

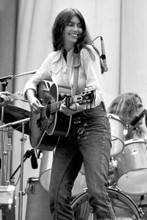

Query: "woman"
<box><xmin>108</xmin><ymin>92</ymin><xmax>147</xmax><ymax>140</ymax></box>
<box><xmin>24</xmin><ymin>8</ymin><xmax>115</xmax><ymax>219</ymax></box>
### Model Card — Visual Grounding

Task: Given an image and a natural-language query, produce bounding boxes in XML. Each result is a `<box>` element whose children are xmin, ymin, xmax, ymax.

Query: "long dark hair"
<box><xmin>52</xmin><ymin>8</ymin><xmax>92</xmax><ymax>53</ymax></box>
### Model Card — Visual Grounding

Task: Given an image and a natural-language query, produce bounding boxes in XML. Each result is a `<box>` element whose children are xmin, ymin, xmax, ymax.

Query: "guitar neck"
<box><xmin>48</xmin><ymin>99</ymin><xmax>65</xmax><ymax>113</ymax></box>
<box><xmin>46</xmin><ymin>90</ymin><xmax>94</xmax><ymax>113</ymax></box>
<box><xmin>47</xmin><ymin>93</ymin><xmax>83</xmax><ymax>113</ymax></box>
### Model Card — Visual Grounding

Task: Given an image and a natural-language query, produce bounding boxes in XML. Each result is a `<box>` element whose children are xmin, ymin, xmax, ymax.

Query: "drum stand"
<box><xmin>0</xmin><ymin>79</ymin><xmax>9</xmax><ymax>185</ymax></box>
<box><xmin>0</xmin><ymin>118</ymin><xmax>30</xmax><ymax>220</ymax></box>
<box><xmin>18</xmin><ymin>120</ymin><xmax>27</xmax><ymax>220</ymax></box>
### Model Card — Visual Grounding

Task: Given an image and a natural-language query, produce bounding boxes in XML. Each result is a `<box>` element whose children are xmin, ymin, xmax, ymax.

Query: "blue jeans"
<box><xmin>49</xmin><ymin>103</ymin><xmax>115</xmax><ymax>219</ymax></box>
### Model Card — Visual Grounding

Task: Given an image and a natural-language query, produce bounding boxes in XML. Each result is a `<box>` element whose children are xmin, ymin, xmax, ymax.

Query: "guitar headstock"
<box><xmin>65</xmin><ymin>89</ymin><xmax>95</xmax><ymax>107</ymax></box>
<box><xmin>76</xmin><ymin>90</ymin><xmax>95</xmax><ymax>104</ymax></box>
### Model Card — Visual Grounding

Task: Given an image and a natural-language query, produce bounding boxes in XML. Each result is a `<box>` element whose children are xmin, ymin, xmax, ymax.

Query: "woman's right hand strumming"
<box><xmin>26</xmin><ymin>89</ymin><xmax>44</xmax><ymax>114</ymax></box>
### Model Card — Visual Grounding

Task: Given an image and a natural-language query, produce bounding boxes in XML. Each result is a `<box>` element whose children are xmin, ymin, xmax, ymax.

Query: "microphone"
<box><xmin>100</xmin><ymin>37</ymin><xmax>108</xmax><ymax>72</ymax></box>
<box><xmin>130</xmin><ymin>109</ymin><xmax>146</xmax><ymax>126</ymax></box>
<box><xmin>30</xmin><ymin>149</ymin><xmax>38</xmax><ymax>169</ymax></box>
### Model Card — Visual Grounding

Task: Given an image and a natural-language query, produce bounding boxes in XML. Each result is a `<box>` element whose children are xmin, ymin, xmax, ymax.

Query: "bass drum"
<box><xmin>71</xmin><ymin>188</ymin><xmax>141</xmax><ymax>219</ymax></box>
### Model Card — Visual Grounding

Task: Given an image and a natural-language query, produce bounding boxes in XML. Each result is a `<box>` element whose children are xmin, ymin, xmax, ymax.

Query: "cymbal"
<box><xmin>0</xmin><ymin>104</ymin><xmax>30</xmax><ymax>134</ymax></box>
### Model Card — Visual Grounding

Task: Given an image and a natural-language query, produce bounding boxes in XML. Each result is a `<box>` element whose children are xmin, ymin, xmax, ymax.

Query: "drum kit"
<box><xmin>0</xmin><ymin>71</ymin><xmax>34</xmax><ymax>220</ymax></box>
<box><xmin>107</xmin><ymin>114</ymin><xmax>147</xmax><ymax>219</ymax></box>
<box><xmin>0</xmin><ymin>71</ymin><xmax>147</xmax><ymax>219</ymax></box>
<box><xmin>0</xmin><ymin>107</ymin><xmax>30</xmax><ymax>220</ymax></box>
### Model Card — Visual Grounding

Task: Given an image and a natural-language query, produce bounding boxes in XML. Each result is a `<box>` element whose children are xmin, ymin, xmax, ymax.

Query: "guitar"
<box><xmin>29</xmin><ymin>80</ymin><xmax>95</xmax><ymax>150</ymax></box>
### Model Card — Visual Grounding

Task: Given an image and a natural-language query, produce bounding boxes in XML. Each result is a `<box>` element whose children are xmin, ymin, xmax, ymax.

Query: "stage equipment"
<box><xmin>0</xmin><ymin>105</ymin><xmax>30</xmax><ymax>135</ymax></box>
<box><xmin>71</xmin><ymin>188</ymin><xmax>143</xmax><ymax>219</ymax></box>
<box><xmin>0</xmin><ymin>118</ymin><xmax>30</xmax><ymax>220</ymax></box>
<box><xmin>25</xmin><ymin>177</ymin><xmax>52</xmax><ymax>220</ymax></box>
<box><xmin>0</xmin><ymin>70</ymin><xmax>36</xmax><ymax>82</ymax></box>
<box><xmin>116</xmin><ymin>138</ymin><xmax>147</xmax><ymax>195</ymax></box>
<box><xmin>108</xmin><ymin>114</ymin><xmax>126</xmax><ymax>156</ymax></box>
<box><xmin>0</xmin><ymin>185</ymin><xmax>15</xmax><ymax>220</ymax></box>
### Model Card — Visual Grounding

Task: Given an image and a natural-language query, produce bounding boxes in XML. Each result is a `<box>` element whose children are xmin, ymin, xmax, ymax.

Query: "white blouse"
<box><xmin>23</xmin><ymin>45</ymin><xmax>104</xmax><ymax>109</ymax></box>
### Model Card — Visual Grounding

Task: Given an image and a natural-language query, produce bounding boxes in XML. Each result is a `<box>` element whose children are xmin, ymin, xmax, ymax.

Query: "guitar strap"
<box><xmin>71</xmin><ymin>53</ymin><xmax>80</xmax><ymax>96</ymax></box>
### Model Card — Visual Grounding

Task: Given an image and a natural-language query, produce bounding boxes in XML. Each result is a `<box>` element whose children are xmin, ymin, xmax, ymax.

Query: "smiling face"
<box><xmin>63</xmin><ymin>15</ymin><xmax>83</xmax><ymax>51</ymax></box>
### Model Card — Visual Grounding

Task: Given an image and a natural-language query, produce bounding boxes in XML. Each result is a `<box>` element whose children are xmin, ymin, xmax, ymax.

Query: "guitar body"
<box><xmin>29</xmin><ymin>81</ymin><xmax>71</xmax><ymax>150</ymax></box>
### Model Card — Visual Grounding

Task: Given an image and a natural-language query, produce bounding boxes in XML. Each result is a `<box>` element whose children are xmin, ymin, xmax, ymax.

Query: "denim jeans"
<box><xmin>49</xmin><ymin>102</ymin><xmax>115</xmax><ymax>219</ymax></box>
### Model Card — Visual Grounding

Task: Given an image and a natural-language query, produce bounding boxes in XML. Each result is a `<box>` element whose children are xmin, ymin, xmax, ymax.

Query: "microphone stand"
<box><xmin>9</xmin><ymin>150</ymin><xmax>33</xmax><ymax>181</ymax></box>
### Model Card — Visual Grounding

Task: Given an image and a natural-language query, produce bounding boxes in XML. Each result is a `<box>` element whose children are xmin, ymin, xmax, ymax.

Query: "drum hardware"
<box><xmin>0</xmin><ymin>118</ymin><xmax>30</xmax><ymax>220</ymax></box>
<box><xmin>71</xmin><ymin>187</ymin><xmax>143</xmax><ymax>219</ymax></box>
<box><xmin>0</xmin><ymin>72</ymin><xmax>31</xmax><ymax>135</ymax></box>
<box><xmin>108</xmin><ymin>114</ymin><xmax>126</xmax><ymax>156</ymax></box>
<box><xmin>0</xmin><ymin>105</ymin><xmax>30</xmax><ymax>135</ymax></box>
<box><xmin>10</xmin><ymin>149</ymin><xmax>37</xmax><ymax>182</ymax></box>
<box><xmin>0</xmin><ymin>70</ymin><xmax>37</xmax><ymax>82</ymax></box>
<box><xmin>13</xmin><ymin>70</ymin><xmax>37</xmax><ymax>78</ymax></box>
<box><xmin>25</xmin><ymin>177</ymin><xmax>38</xmax><ymax>195</ymax></box>
<box><xmin>0</xmin><ymin>79</ymin><xmax>16</xmax><ymax>219</ymax></box>
<box><xmin>108</xmin><ymin>157</ymin><xmax>118</xmax><ymax>187</ymax></box>
<box><xmin>109</xmin><ymin>157</ymin><xmax>118</xmax><ymax>171</ymax></box>
<box><xmin>115</xmin><ymin>138</ymin><xmax>147</xmax><ymax>196</ymax></box>
<box><xmin>130</xmin><ymin>193</ymin><xmax>147</xmax><ymax>219</ymax></box>
<box><xmin>18</xmin><ymin>120</ymin><xmax>28</xmax><ymax>220</ymax></box>
<box><xmin>4</xmin><ymin>126</ymin><xmax>13</xmax><ymax>186</ymax></box>
<box><xmin>0</xmin><ymin>106</ymin><xmax>30</xmax><ymax>184</ymax></box>
<box><xmin>0</xmin><ymin>79</ymin><xmax>11</xmax><ymax>185</ymax></box>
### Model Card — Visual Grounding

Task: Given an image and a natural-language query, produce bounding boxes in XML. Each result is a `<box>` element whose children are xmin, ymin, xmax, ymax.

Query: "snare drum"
<box><xmin>39</xmin><ymin>151</ymin><xmax>87</xmax><ymax>196</ymax></box>
<box><xmin>116</xmin><ymin>138</ymin><xmax>147</xmax><ymax>195</ymax></box>
<box><xmin>108</xmin><ymin>114</ymin><xmax>126</xmax><ymax>156</ymax></box>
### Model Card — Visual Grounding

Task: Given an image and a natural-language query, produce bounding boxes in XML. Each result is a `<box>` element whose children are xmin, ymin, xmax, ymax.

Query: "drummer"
<box><xmin>107</xmin><ymin>92</ymin><xmax>147</xmax><ymax>140</ymax></box>
<box><xmin>0</xmin><ymin>91</ymin><xmax>13</xmax><ymax>106</ymax></box>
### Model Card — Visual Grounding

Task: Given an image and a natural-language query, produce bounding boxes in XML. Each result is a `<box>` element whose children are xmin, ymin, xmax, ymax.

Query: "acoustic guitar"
<box><xmin>29</xmin><ymin>80</ymin><xmax>95</xmax><ymax>150</ymax></box>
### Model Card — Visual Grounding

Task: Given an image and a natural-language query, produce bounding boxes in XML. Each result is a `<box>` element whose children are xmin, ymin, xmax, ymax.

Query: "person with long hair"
<box><xmin>108</xmin><ymin>92</ymin><xmax>147</xmax><ymax>140</ymax></box>
<box><xmin>24</xmin><ymin>8</ymin><xmax>115</xmax><ymax>219</ymax></box>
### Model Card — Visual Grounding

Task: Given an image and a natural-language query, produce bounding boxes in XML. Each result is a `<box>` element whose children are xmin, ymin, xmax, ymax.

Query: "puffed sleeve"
<box><xmin>23</xmin><ymin>53</ymin><xmax>54</xmax><ymax>98</ymax></box>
